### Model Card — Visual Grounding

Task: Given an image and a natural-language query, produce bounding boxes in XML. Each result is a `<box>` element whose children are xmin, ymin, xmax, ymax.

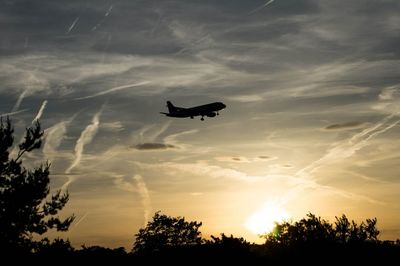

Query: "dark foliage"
<box><xmin>261</xmin><ymin>213</ymin><xmax>394</xmax><ymax>262</ymax></box>
<box><xmin>0</xmin><ymin>118</ymin><xmax>74</xmax><ymax>253</ymax></box>
<box><xmin>262</xmin><ymin>212</ymin><xmax>380</xmax><ymax>245</ymax></box>
<box><xmin>133</xmin><ymin>211</ymin><xmax>203</xmax><ymax>254</ymax></box>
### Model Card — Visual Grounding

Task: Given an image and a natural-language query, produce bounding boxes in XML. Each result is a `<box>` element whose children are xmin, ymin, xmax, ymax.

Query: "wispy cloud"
<box><xmin>134</xmin><ymin>175</ymin><xmax>151</xmax><ymax>225</ymax></box>
<box><xmin>163</xmin><ymin>129</ymin><xmax>198</xmax><ymax>149</ymax></box>
<box><xmin>133</xmin><ymin>122</ymin><xmax>172</xmax><ymax>145</ymax></box>
<box><xmin>134</xmin><ymin>143</ymin><xmax>177</xmax><ymax>150</ymax></box>
<box><xmin>32</xmin><ymin>100</ymin><xmax>48</xmax><ymax>123</ymax></box>
<box><xmin>69</xmin><ymin>212</ymin><xmax>89</xmax><ymax>233</ymax></box>
<box><xmin>323</xmin><ymin>121</ymin><xmax>365</xmax><ymax>131</ymax></box>
<box><xmin>63</xmin><ymin>107</ymin><xmax>103</xmax><ymax>190</ymax></box>
<box><xmin>297</xmin><ymin>114</ymin><xmax>400</xmax><ymax>180</ymax></box>
<box><xmin>215</xmin><ymin>155</ymin><xmax>277</xmax><ymax>163</ymax></box>
<box><xmin>91</xmin><ymin>5</ymin><xmax>114</xmax><ymax>31</ymax></box>
<box><xmin>248</xmin><ymin>0</ymin><xmax>275</xmax><ymax>15</ymax></box>
<box><xmin>379</xmin><ymin>85</ymin><xmax>399</xmax><ymax>100</ymax></box>
<box><xmin>12</xmin><ymin>89</ymin><xmax>28</xmax><ymax>112</ymax></box>
<box><xmin>43</xmin><ymin>115</ymin><xmax>76</xmax><ymax>157</ymax></box>
<box><xmin>101</xmin><ymin>121</ymin><xmax>125</xmax><ymax>132</ymax></box>
<box><xmin>0</xmin><ymin>109</ymin><xmax>29</xmax><ymax>117</ymax></box>
<box><xmin>44</xmin><ymin>121</ymin><xmax>68</xmax><ymax>156</ymax></box>
<box><xmin>66</xmin><ymin>17</ymin><xmax>80</xmax><ymax>34</ymax></box>
<box><xmin>114</xmin><ymin>174</ymin><xmax>151</xmax><ymax>225</ymax></box>
<box><xmin>75</xmin><ymin>81</ymin><xmax>150</xmax><ymax>100</ymax></box>
<box><xmin>158</xmin><ymin>161</ymin><xmax>263</xmax><ymax>182</ymax></box>
<box><xmin>227</xmin><ymin>94</ymin><xmax>263</xmax><ymax>102</ymax></box>
<box><xmin>66</xmin><ymin>109</ymin><xmax>102</xmax><ymax>174</ymax></box>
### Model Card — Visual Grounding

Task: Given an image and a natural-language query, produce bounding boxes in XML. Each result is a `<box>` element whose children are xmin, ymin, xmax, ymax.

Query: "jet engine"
<box><xmin>206</xmin><ymin>112</ymin><xmax>217</xmax><ymax>117</ymax></box>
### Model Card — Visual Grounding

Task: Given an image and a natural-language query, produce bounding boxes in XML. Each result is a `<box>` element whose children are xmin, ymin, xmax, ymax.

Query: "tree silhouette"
<box><xmin>0</xmin><ymin>118</ymin><xmax>74</xmax><ymax>252</ymax></box>
<box><xmin>335</xmin><ymin>214</ymin><xmax>379</xmax><ymax>243</ymax></box>
<box><xmin>133</xmin><ymin>211</ymin><xmax>203</xmax><ymax>254</ymax></box>
<box><xmin>263</xmin><ymin>213</ymin><xmax>380</xmax><ymax>246</ymax></box>
<box><xmin>263</xmin><ymin>213</ymin><xmax>335</xmax><ymax>246</ymax></box>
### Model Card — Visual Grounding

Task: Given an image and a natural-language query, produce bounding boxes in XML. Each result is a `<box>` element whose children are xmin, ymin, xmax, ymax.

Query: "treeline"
<box><xmin>1</xmin><ymin>119</ymin><xmax>399</xmax><ymax>263</ymax></box>
<box><xmin>18</xmin><ymin>212</ymin><xmax>400</xmax><ymax>263</ymax></box>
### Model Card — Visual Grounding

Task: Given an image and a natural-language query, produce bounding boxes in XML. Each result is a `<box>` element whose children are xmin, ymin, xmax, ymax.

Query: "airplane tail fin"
<box><xmin>167</xmin><ymin>101</ymin><xmax>176</xmax><ymax>113</ymax></box>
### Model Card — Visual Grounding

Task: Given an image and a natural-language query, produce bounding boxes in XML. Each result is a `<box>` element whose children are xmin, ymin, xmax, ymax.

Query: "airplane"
<box><xmin>160</xmin><ymin>101</ymin><xmax>226</xmax><ymax>121</ymax></box>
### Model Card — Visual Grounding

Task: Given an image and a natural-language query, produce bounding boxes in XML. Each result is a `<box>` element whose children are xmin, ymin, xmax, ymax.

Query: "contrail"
<box><xmin>105</xmin><ymin>5</ymin><xmax>113</xmax><ymax>16</ymax></box>
<box><xmin>43</xmin><ymin>117</ymin><xmax>75</xmax><ymax>156</ymax></box>
<box><xmin>12</xmin><ymin>90</ymin><xmax>28</xmax><ymax>112</ymax></box>
<box><xmin>0</xmin><ymin>109</ymin><xmax>29</xmax><ymax>117</ymax></box>
<box><xmin>134</xmin><ymin>175</ymin><xmax>151</xmax><ymax>225</ymax></box>
<box><xmin>296</xmin><ymin>114</ymin><xmax>400</xmax><ymax>180</ymax></box>
<box><xmin>63</xmin><ymin>108</ymin><xmax>103</xmax><ymax>190</ymax></box>
<box><xmin>66</xmin><ymin>17</ymin><xmax>80</xmax><ymax>34</ymax></box>
<box><xmin>69</xmin><ymin>212</ymin><xmax>89</xmax><ymax>234</ymax></box>
<box><xmin>66</xmin><ymin>109</ymin><xmax>102</xmax><ymax>174</ymax></box>
<box><xmin>113</xmin><ymin>174</ymin><xmax>152</xmax><ymax>225</ymax></box>
<box><xmin>248</xmin><ymin>0</ymin><xmax>274</xmax><ymax>15</ymax></box>
<box><xmin>91</xmin><ymin>5</ymin><xmax>114</xmax><ymax>31</ymax></box>
<box><xmin>142</xmin><ymin>122</ymin><xmax>171</xmax><ymax>142</ymax></box>
<box><xmin>279</xmin><ymin>112</ymin><xmax>400</xmax><ymax>207</ymax></box>
<box><xmin>32</xmin><ymin>100</ymin><xmax>48</xmax><ymax>123</ymax></box>
<box><xmin>75</xmin><ymin>81</ymin><xmax>150</xmax><ymax>100</ymax></box>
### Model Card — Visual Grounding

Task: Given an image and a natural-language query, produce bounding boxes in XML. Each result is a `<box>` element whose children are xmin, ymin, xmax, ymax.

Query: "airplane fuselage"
<box><xmin>161</xmin><ymin>101</ymin><xmax>226</xmax><ymax>121</ymax></box>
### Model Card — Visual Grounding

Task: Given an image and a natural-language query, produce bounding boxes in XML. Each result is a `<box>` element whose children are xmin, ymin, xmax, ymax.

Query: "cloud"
<box><xmin>257</xmin><ymin>155</ymin><xmax>275</xmax><ymax>161</ymax></box>
<box><xmin>66</xmin><ymin>17</ymin><xmax>79</xmax><ymax>34</ymax></box>
<box><xmin>12</xmin><ymin>90</ymin><xmax>28</xmax><ymax>112</ymax></box>
<box><xmin>0</xmin><ymin>109</ymin><xmax>29</xmax><ymax>117</ymax></box>
<box><xmin>32</xmin><ymin>100</ymin><xmax>48</xmax><ymax>123</ymax></box>
<box><xmin>133</xmin><ymin>122</ymin><xmax>171</xmax><ymax>144</ymax></box>
<box><xmin>134</xmin><ymin>143</ymin><xmax>177</xmax><ymax>150</ymax></box>
<box><xmin>101</xmin><ymin>121</ymin><xmax>124</xmax><ymax>132</ymax></box>
<box><xmin>216</xmin><ymin>155</ymin><xmax>276</xmax><ymax>163</ymax></box>
<box><xmin>248</xmin><ymin>0</ymin><xmax>275</xmax><ymax>15</ymax></box>
<box><xmin>216</xmin><ymin>156</ymin><xmax>250</xmax><ymax>163</ymax></box>
<box><xmin>43</xmin><ymin>120</ymin><xmax>69</xmax><ymax>156</ymax></box>
<box><xmin>324</xmin><ymin>121</ymin><xmax>365</xmax><ymax>131</ymax></box>
<box><xmin>163</xmin><ymin>129</ymin><xmax>198</xmax><ymax>148</ymax></box>
<box><xmin>379</xmin><ymin>86</ymin><xmax>399</xmax><ymax>100</ymax></box>
<box><xmin>114</xmin><ymin>174</ymin><xmax>151</xmax><ymax>225</ymax></box>
<box><xmin>134</xmin><ymin>175</ymin><xmax>151</xmax><ymax>225</ymax></box>
<box><xmin>374</xmin><ymin>85</ymin><xmax>400</xmax><ymax>114</ymax></box>
<box><xmin>227</xmin><ymin>94</ymin><xmax>263</xmax><ymax>102</ymax></box>
<box><xmin>75</xmin><ymin>81</ymin><xmax>150</xmax><ymax>100</ymax></box>
<box><xmin>9</xmin><ymin>72</ymin><xmax>50</xmax><ymax>111</ymax></box>
<box><xmin>63</xmin><ymin>107</ymin><xmax>102</xmax><ymax>190</ymax></box>
<box><xmin>69</xmin><ymin>212</ymin><xmax>89</xmax><ymax>233</ymax></box>
<box><xmin>297</xmin><ymin>114</ymin><xmax>400</xmax><ymax>180</ymax></box>
<box><xmin>158</xmin><ymin>161</ymin><xmax>263</xmax><ymax>182</ymax></box>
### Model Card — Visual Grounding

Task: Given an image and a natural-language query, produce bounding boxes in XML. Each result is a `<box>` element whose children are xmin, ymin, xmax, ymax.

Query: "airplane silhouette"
<box><xmin>160</xmin><ymin>101</ymin><xmax>226</xmax><ymax>121</ymax></box>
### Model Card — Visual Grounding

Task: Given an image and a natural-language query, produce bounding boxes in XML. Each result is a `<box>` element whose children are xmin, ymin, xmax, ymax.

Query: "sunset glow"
<box><xmin>246</xmin><ymin>203</ymin><xmax>290</xmax><ymax>235</ymax></box>
<box><xmin>1</xmin><ymin>0</ymin><xmax>399</xmax><ymax>249</ymax></box>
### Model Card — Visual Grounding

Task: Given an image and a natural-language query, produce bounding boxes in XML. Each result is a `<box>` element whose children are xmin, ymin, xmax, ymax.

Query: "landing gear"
<box><xmin>201</xmin><ymin>116</ymin><xmax>204</xmax><ymax>121</ymax></box>
<box><xmin>216</xmin><ymin>112</ymin><xmax>219</xmax><ymax>115</ymax></box>
<box><xmin>190</xmin><ymin>116</ymin><xmax>194</xmax><ymax>119</ymax></box>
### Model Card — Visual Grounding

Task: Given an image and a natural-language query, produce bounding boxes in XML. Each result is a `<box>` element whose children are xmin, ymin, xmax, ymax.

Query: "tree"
<box><xmin>133</xmin><ymin>211</ymin><xmax>203</xmax><ymax>254</ymax></box>
<box><xmin>335</xmin><ymin>214</ymin><xmax>379</xmax><ymax>243</ymax></box>
<box><xmin>263</xmin><ymin>213</ymin><xmax>380</xmax><ymax>246</ymax></box>
<box><xmin>263</xmin><ymin>213</ymin><xmax>335</xmax><ymax>246</ymax></box>
<box><xmin>0</xmin><ymin>118</ymin><xmax>74</xmax><ymax>252</ymax></box>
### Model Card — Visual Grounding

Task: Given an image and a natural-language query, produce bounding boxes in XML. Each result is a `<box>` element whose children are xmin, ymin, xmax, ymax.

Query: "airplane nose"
<box><xmin>221</xmin><ymin>103</ymin><xmax>226</xmax><ymax>109</ymax></box>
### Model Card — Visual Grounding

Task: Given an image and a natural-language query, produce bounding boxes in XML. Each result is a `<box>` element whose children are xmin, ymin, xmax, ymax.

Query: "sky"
<box><xmin>1</xmin><ymin>0</ymin><xmax>400</xmax><ymax>248</ymax></box>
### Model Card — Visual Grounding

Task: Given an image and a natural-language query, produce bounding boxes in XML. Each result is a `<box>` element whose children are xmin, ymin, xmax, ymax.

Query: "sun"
<box><xmin>245</xmin><ymin>203</ymin><xmax>290</xmax><ymax>235</ymax></box>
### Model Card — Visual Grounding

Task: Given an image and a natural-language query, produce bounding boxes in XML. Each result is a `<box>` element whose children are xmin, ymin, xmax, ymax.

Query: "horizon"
<box><xmin>1</xmin><ymin>0</ymin><xmax>400</xmax><ymax>249</ymax></box>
